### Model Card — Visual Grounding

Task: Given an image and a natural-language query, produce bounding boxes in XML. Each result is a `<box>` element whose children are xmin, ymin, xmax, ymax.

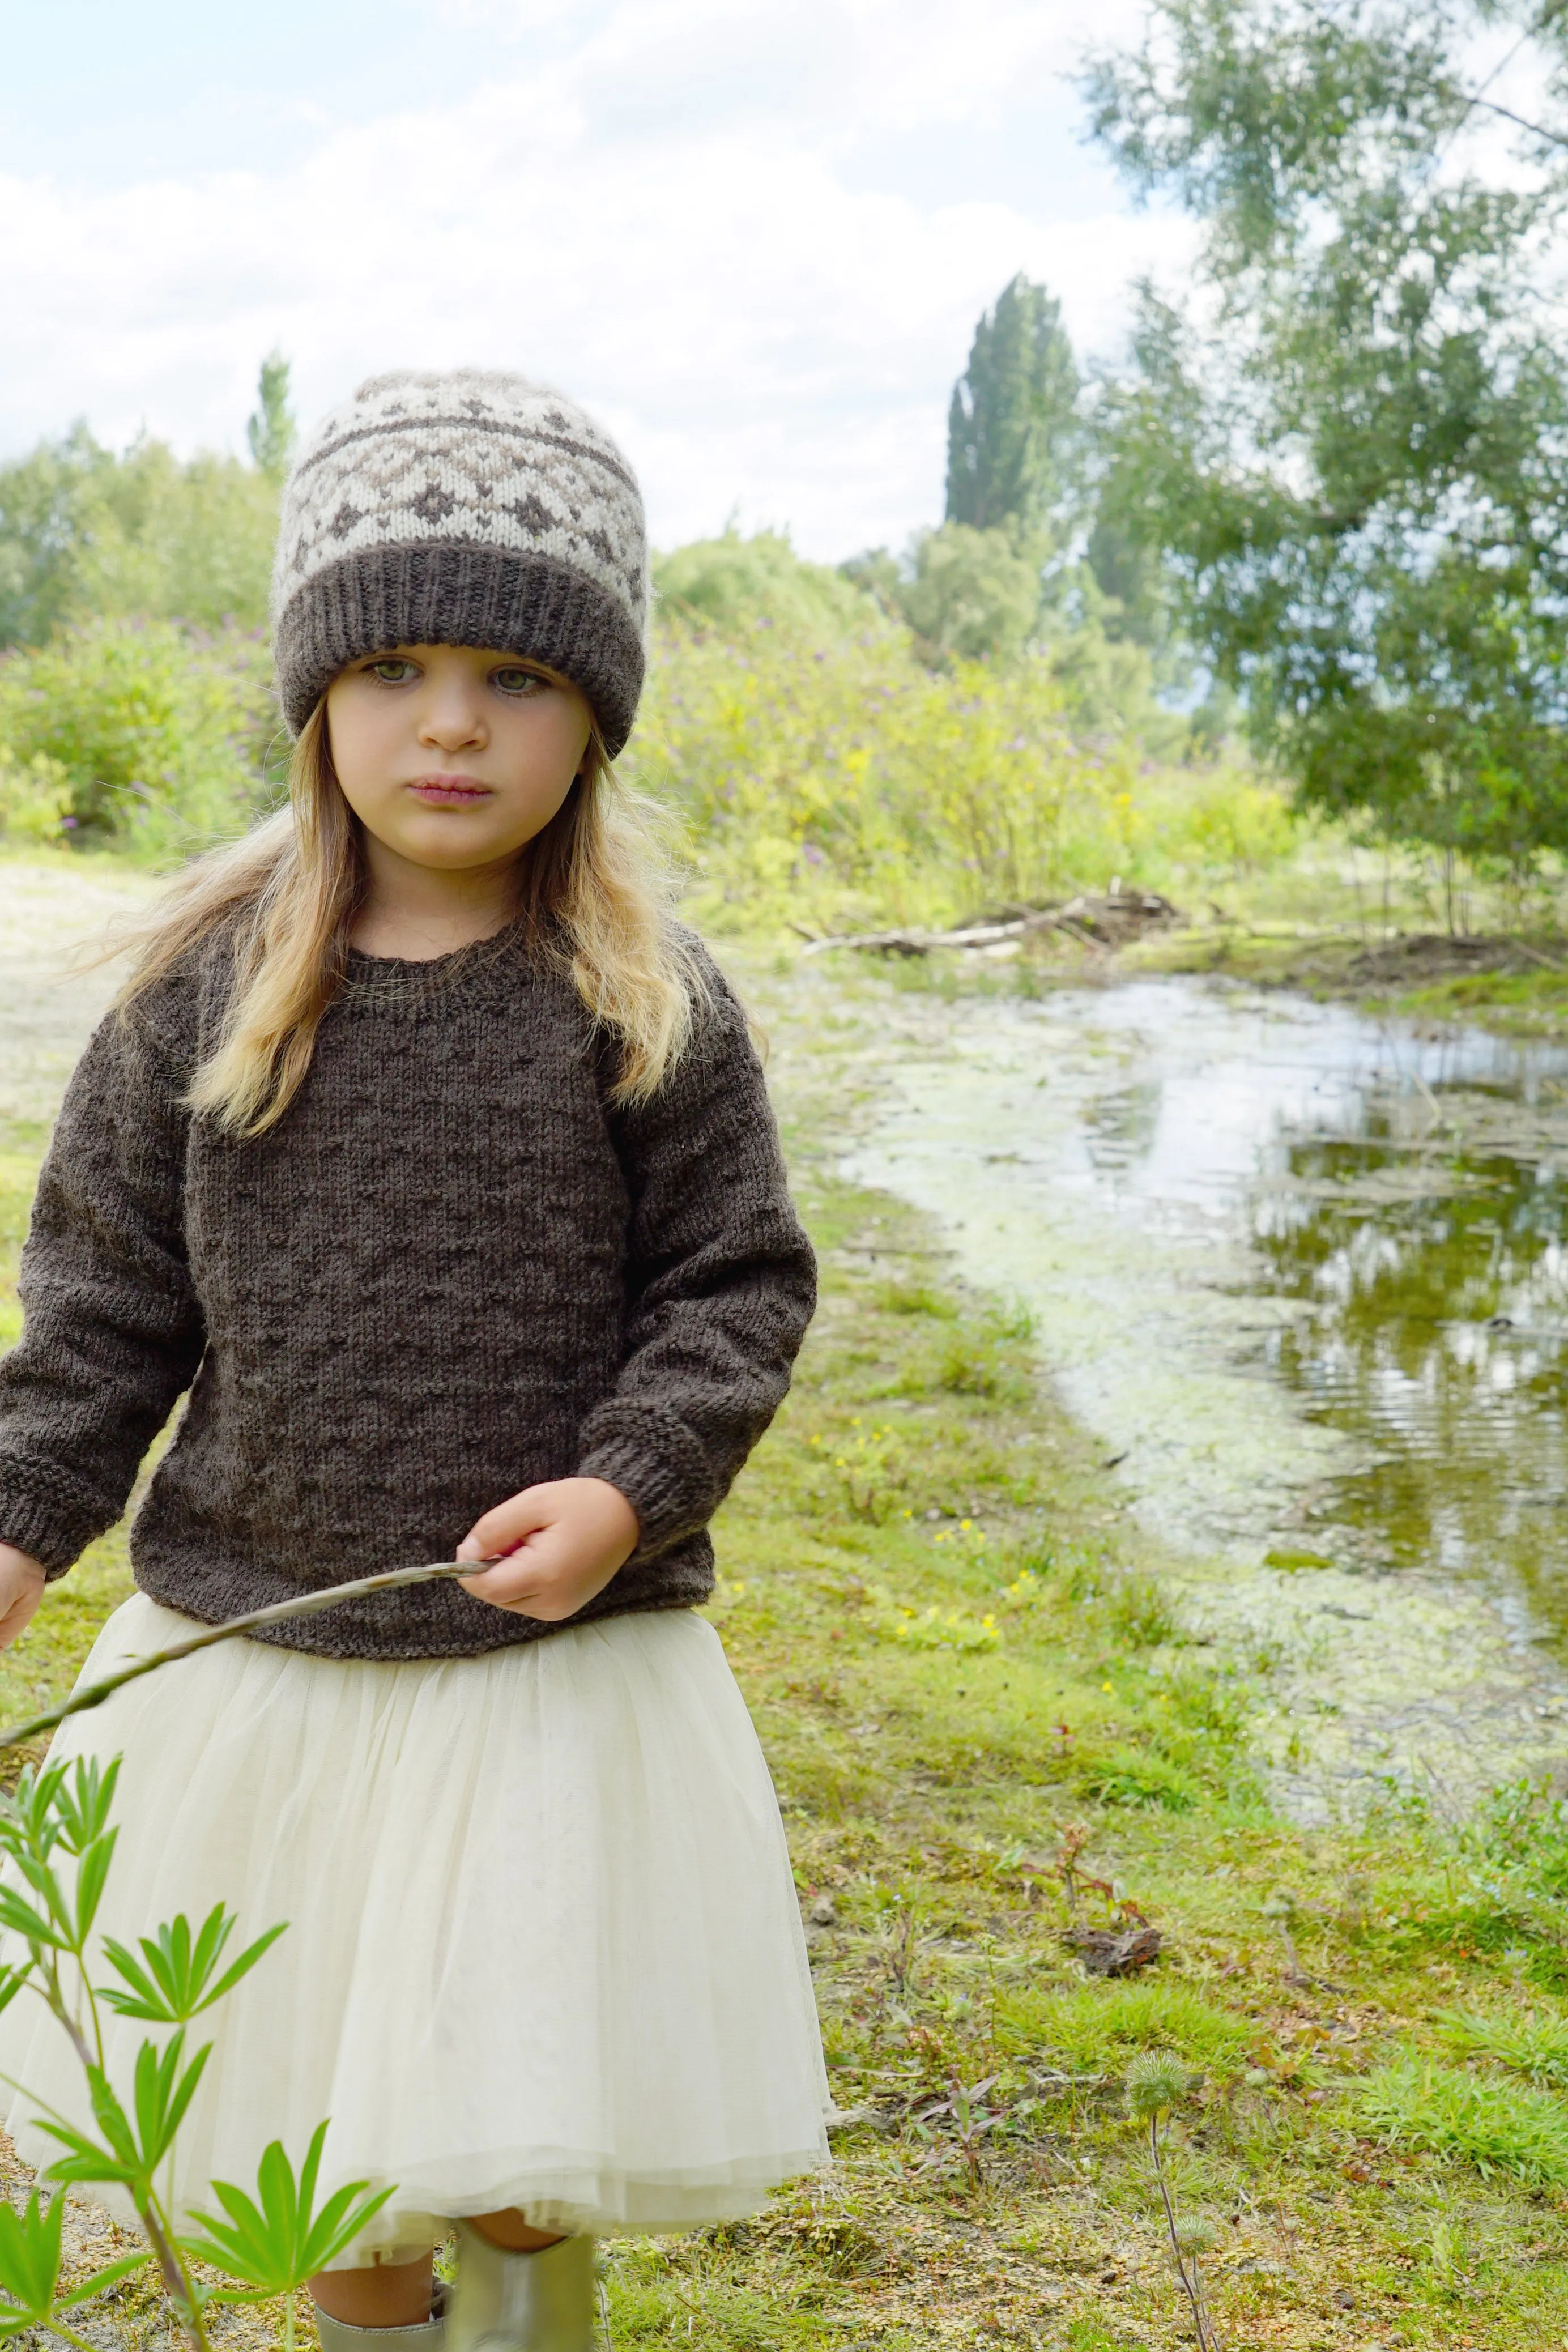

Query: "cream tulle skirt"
<box><xmin>0</xmin><ymin>1596</ymin><xmax>829</xmax><ymax>2259</ymax></box>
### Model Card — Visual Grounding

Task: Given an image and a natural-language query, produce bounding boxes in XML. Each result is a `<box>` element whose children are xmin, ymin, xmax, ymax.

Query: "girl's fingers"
<box><xmin>456</xmin><ymin>1491</ymin><xmax>553</xmax><ymax>1562</ymax></box>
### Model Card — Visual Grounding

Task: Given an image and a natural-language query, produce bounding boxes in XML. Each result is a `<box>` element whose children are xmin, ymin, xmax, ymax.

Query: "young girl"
<box><xmin>0</xmin><ymin>370</ymin><xmax>829</xmax><ymax>2349</ymax></box>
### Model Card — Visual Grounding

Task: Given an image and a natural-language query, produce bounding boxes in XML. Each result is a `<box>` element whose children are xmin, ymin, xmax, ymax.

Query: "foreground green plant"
<box><xmin>0</xmin><ymin>1754</ymin><xmax>390</xmax><ymax>2347</ymax></box>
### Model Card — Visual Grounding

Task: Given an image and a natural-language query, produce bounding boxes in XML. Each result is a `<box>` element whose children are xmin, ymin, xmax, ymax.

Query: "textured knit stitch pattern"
<box><xmin>272</xmin><ymin>370</ymin><xmax>650</xmax><ymax>755</ymax></box>
<box><xmin>0</xmin><ymin>932</ymin><xmax>816</xmax><ymax>1659</ymax></box>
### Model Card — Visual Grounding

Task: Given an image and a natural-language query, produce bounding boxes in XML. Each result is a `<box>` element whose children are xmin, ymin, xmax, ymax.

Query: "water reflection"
<box><xmin>853</xmin><ymin>978</ymin><xmax>1568</xmax><ymax>1646</ymax></box>
<box><xmin>1062</xmin><ymin>987</ymin><xmax>1568</xmax><ymax>1642</ymax></box>
<box><xmin>849</xmin><ymin>975</ymin><xmax>1568</xmax><ymax>1792</ymax></box>
<box><xmin>1255</xmin><ymin>1128</ymin><xmax>1568</xmax><ymax>1620</ymax></box>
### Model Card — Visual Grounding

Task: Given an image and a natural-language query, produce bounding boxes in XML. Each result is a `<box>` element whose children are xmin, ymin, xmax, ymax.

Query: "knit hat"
<box><xmin>271</xmin><ymin>369</ymin><xmax>649</xmax><ymax>756</ymax></box>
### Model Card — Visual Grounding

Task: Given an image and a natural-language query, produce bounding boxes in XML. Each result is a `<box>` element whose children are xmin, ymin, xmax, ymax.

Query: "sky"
<box><xmin>0</xmin><ymin>0</ymin><xmax>1192</xmax><ymax>560</ymax></box>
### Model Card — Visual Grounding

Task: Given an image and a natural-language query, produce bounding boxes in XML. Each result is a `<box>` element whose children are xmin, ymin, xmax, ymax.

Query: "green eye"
<box><xmin>493</xmin><ymin>666</ymin><xmax>546</xmax><ymax>695</ymax></box>
<box><xmin>368</xmin><ymin>658</ymin><xmax>418</xmax><ymax>683</ymax></box>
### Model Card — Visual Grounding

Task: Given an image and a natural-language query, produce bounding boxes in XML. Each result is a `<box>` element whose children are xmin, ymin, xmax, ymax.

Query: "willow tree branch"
<box><xmin>1467</xmin><ymin>92</ymin><xmax>1568</xmax><ymax>147</ymax></box>
<box><xmin>0</xmin><ymin>1560</ymin><xmax>486</xmax><ymax>1753</ymax></box>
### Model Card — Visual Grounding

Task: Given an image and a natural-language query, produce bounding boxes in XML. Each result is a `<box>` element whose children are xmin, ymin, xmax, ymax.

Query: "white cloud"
<box><xmin>0</xmin><ymin>0</ymin><xmax>1190</xmax><ymax>556</ymax></box>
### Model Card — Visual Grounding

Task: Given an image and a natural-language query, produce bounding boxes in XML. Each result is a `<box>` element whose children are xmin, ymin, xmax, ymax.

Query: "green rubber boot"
<box><xmin>312</xmin><ymin>2282</ymin><xmax>448</xmax><ymax>2349</ymax></box>
<box><xmin>448</xmin><ymin>2228</ymin><xmax>594</xmax><ymax>2352</ymax></box>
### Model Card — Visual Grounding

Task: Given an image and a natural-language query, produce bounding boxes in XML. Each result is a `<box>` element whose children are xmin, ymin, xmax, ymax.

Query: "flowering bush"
<box><xmin>632</xmin><ymin>611</ymin><xmax>1284</xmax><ymax>932</ymax></box>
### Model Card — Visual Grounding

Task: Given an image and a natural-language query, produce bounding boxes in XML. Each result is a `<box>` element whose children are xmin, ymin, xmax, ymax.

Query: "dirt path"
<box><xmin>0</xmin><ymin>859</ymin><xmax>155</xmax><ymax>1137</ymax></box>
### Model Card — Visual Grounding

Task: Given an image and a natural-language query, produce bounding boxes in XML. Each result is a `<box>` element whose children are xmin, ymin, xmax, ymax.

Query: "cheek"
<box><xmin>323</xmin><ymin>689</ymin><xmax>403</xmax><ymax>803</ymax></box>
<box><xmin>501</xmin><ymin>703</ymin><xmax>594</xmax><ymax>799</ymax></box>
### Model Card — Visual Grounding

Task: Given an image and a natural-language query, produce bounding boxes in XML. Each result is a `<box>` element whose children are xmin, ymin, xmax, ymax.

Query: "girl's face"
<box><xmin>325</xmin><ymin>645</ymin><xmax>595</xmax><ymax>876</ymax></box>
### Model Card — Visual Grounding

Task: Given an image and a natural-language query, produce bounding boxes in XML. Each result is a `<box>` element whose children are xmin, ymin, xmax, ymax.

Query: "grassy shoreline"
<box><xmin>603</xmin><ymin>946</ymin><xmax>1568</xmax><ymax>2350</ymax></box>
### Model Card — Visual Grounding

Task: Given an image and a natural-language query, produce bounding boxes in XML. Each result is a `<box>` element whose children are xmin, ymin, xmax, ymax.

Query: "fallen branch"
<box><xmin>798</xmin><ymin>890</ymin><xmax>1180</xmax><ymax>959</ymax></box>
<box><xmin>0</xmin><ymin>1558</ymin><xmax>487</xmax><ymax>1752</ymax></box>
<box><xmin>798</xmin><ymin>917</ymin><xmax>1045</xmax><ymax>957</ymax></box>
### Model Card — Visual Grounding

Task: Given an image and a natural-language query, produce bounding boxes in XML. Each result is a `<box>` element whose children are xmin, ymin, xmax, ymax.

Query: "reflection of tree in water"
<box><xmin>1251</xmin><ymin>1128</ymin><xmax>1568</xmax><ymax>1633</ymax></box>
<box><xmin>1082</xmin><ymin>1081</ymin><xmax>1162</xmax><ymax>1179</ymax></box>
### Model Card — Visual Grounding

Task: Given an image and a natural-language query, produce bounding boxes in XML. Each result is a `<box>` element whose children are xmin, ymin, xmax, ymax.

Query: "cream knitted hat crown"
<box><xmin>271</xmin><ymin>369</ymin><xmax>649</xmax><ymax>756</ymax></box>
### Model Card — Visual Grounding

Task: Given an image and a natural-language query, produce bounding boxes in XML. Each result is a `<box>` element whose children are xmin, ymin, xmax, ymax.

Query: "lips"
<box><xmin>408</xmin><ymin>776</ymin><xmax>492</xmax><ymax>807</ymax></box>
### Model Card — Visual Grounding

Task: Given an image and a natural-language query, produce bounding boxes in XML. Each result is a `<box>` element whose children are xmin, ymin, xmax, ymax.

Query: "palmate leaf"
<box><xmin>0</xmin><ymin>1963</ymin><xmax>35</xmax><ymax>2020</ymax></box>
<box><xmin>0</xmin><ymin>2186</ymin><xmax>150</xmax><ymax>2338</ymax></box>
<box><xmin>49</xmin><ymin>1757</ymin><xmax>121</xmax><ymax>1856</ymax></box>
<box><xmin>40</xmin><ymin>2035</ymin><xmax>212</xmax><ymax>2193</ymax></box>
<box><xmin>0</xmin><ymin>2189</ymin><xmax>64</xmax><ymax>2317</ymax></box>
<box><xmin>182</xmin><ymin>2121</ymin><xmax>394</xmax><ymax>2292</ymax></box>
<box><xmin>99</xmin><ymin>1906</ymin><xmax>288</xmax><ymax>2023</ymax></box>
<box><xmin>73</xmin><ymin>1828</ymin><xmax>118</xmax><ymax>1945</ymax></box>
<box><xmin>0</xmin><ymin>1886</ymin><xmax>70</xmax><ymax>1955</ymax></box>
<box><xmin>2</xmin><ymin>1765</ymin><xmax>69</xmax><ymax>1863</ymax></box>
<box><xmin>54</xmin><ymin>2249</ymin><xmax>155</xmax><ymax>2308</ymax></box>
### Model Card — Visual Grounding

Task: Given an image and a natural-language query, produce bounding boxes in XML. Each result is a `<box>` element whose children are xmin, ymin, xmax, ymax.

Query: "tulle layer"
<box><xmin>0</xmin><ymin>1596</ymin><xmax>829</xmax><ymax>2257</ymax></box>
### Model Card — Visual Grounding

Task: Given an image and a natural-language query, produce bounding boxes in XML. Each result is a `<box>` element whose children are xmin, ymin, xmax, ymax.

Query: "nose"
<box><xmin>416</xmin><ymin>678</ymin><xmax>488</xmax><ymax>754</ymax></box>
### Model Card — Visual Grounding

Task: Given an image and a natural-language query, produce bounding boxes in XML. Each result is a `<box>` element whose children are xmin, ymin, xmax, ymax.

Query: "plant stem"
<box><xmin>137</xmin><ymin>2191</ymin><xmax>208</xmax><ymax>2350</ymax></box>
<box><xmin>44</xmin><ymin>2318</ymin><xmax>102</xmax><ymax>2352</ymax></box>
<box><xmin>0</xmin><ymin>1560</ymin><xmax>484</xmax><ymax>1751</ymax></box>
<box><xmin>1150</xmin><ymin>2111</ymin><xmax>1220</xmax><ymax>2351</ymax></box>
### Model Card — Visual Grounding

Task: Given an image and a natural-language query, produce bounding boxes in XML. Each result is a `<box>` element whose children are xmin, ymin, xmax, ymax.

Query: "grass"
<box><xmin>1437</xmin><ymin>2004</ymin><xmax>1568</xmax><ymax>2086</ymax></box>
<box><xmin>7</xmin><ymin>933</ymin><xmax>1568</xmax><ymax>2343</ymax></box>
<box><xmin>1357</xmin><ymin>2061</ymin><xmax>1568</xmax><ymax>2187</ymax></box>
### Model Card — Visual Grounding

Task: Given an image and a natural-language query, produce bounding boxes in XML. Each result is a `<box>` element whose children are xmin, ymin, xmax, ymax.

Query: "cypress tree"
<box><xmin>945</xmin><ymin>276</ymin><xmax>1079</xmax><ymax>534</ymax></box>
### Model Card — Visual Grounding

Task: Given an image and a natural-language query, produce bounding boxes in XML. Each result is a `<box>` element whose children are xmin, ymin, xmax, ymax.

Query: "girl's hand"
<box><xmin>455</xmin><ymin>1477</ymin><xmax>640</xmax><ymax>1622</ymax></box>
<box><xmin>0</xmin><ymin>1546</ymin><xmax>46</xmax><ymax>1651</ymax></box>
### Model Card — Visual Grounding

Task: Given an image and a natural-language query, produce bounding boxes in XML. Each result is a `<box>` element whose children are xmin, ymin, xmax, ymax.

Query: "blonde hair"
<box><xmin>116</xmin><ymin>689</ymin><xmax>705</xmax><ymax>1137</ymax></box>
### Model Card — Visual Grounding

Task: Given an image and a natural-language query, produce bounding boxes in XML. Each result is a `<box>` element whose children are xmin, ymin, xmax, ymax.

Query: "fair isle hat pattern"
<box><xmin>271</xmin><ymin>369</ymin><xmax>649</xmax><ymax>757</ymax></box>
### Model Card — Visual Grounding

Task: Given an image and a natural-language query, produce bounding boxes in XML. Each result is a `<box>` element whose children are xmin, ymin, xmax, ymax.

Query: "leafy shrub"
<box><xmin>654</xmin><ymin>529</ymin><xmax>871</xmax><ymax>639</ymax></box>
<box><xmin>633</xmin><ymin>549</ymin><xmax>1295</xmax><ymax>936</ymax></box>
<box><xmin>638</xmin><ymin>613</ymin><xmax>1137</xmax><ymax>931</ymax></box>
<box><xmin>0</xmin><ymin>424</ymin><xmax>278</xmax><ymax>649</ymax></box>
<box><xmin>0</xmin><ymin>748</ymin><xmax>72</xmax><ymax>845</ymax></box>
<box><xmin>896</xmin><ymin>523</ymin><xmax>1044</xmax><ymax>666</ymax></box>
<box><xmin>0</xmin><ymin>618</ymin><xmax>278</xmax><ymax>853</ymax></box>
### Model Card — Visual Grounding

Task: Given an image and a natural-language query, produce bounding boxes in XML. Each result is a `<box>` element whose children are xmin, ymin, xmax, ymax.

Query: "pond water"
<box><xmin>846</xmin><ymin>976</ymin><xmax>1568</xmax><ymax>1816</ymax></box>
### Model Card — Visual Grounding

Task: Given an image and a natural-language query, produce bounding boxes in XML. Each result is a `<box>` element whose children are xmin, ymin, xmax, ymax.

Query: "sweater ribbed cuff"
<box><xmin>576</xmin><ymin>1402</ymin><xmax>717</xmax><ymax>1560</ymax></box>
<box><xmin>0</xmin><ymin>1489</ymin><xmax>90</xmax><ymax>1580</ymax></box>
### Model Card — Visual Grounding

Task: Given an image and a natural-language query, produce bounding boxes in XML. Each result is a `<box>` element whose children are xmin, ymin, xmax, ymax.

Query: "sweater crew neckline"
<box><xmin>339</xmin><ymin>922</ymin><xmax>532</xmax><ymax>1009</ymax></box>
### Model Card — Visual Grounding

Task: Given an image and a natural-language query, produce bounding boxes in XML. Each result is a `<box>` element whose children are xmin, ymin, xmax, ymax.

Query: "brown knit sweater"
<box><xmin>0</xmin><ymin>928</ymin><xmax>815</xmax><ymax>1658</ymax></box>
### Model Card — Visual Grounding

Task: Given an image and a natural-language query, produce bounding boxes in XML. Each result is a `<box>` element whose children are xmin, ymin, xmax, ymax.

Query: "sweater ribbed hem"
<box><xmin>129</xmin><ymin>1544</ymin><xmax>715</xmax><ymax>1659</ymax></box>
<box><xmin>273</xmin><ymin>541</ymin><xmax>645</xmax><ymax>753</ymax></box>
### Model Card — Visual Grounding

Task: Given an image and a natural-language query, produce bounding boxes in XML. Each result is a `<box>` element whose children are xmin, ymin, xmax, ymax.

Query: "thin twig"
<box><xmin>0</xmin><ymin>1560</ymin><xmax>487</xmax><ymax>1752</ymax></box>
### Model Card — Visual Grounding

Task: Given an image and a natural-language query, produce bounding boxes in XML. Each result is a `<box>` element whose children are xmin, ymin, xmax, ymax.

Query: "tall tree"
<box><xmin>945</xmin><ymin>276</ymin><xmax>1080</xmax><ymax>535</ymax></box>
<box><xmin>1086</xmin><ymin>0</ymin><xmax>1568</xmax><ymax>874</ymax></box>
<box><xmin>246</xmin><ymin>348</ymin><xmax>297</xmax><ymax>480</ymax></box>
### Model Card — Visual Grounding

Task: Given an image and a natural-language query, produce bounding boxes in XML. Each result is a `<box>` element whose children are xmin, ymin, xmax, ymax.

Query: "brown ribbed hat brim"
<box><xmin>274</xmin><ymin>541</ymin><xmax>645</xmax><ymax>757</ymax></box>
